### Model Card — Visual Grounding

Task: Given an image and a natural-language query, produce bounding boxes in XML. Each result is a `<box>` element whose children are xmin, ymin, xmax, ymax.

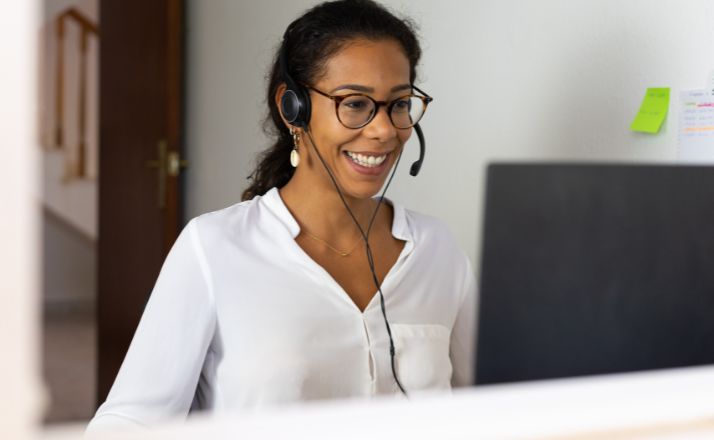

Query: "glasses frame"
<box><xmin>305</xmin><ymin>84</ymin><xmax>433</xmax><ymax>129</ymax></box>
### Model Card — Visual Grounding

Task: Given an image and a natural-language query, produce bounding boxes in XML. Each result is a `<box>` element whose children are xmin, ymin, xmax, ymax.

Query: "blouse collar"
<box><xmin>260</xmin><ymin>187</ymin><xmax>412</xmax><ymax>243</ymax></box>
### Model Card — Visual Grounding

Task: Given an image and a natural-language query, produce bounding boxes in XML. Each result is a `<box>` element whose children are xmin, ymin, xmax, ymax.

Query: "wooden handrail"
<box><xmin>54</xmin><ymin>7</ymin><xmax>99</xmax><ymax>180</ymax></box>
<box><xmin>61</xmin><ymin>8</ymin><xmax>99</xmax><ymax>35</ymax></box>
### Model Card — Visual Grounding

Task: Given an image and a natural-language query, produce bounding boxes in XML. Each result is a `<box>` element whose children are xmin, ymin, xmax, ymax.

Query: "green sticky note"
<box><xmin>630</xmin><ymin>87</ymin><xmax>670</xmax><ymax>134</ymax></box>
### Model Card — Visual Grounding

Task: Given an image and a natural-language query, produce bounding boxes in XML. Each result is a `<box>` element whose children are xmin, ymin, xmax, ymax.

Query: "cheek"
<box><xmin>309</xmin><ymin>103</ymin><xmax>351</xmax><ymax>148</ymax></box>
<box><xmin>316</xmin><ymin>126</ymin><xmax>360</xmax><ymax>155</ymax></box>
<box><xmin>397</xmin><ymin>128</ymin><xmax>413</xmax><ymax>146</ymax></box>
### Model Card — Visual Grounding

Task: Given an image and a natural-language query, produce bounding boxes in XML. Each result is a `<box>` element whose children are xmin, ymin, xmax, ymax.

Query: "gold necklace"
<box><xmin>304</xmin><ymin>231</ymin><xmax>364</xmax><ymax>257</ymax></box>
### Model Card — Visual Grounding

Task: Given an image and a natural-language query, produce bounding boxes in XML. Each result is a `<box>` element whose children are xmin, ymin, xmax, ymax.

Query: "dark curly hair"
<box><xmin>241</xmin><ymin>0</ymin><xmax>422</xmax><ymax>201</ymax></box>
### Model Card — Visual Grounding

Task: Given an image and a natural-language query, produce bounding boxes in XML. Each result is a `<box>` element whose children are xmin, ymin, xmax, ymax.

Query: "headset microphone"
<box><xmin>409</xmin><ymin>123</ymin><xmax>426</xmax><ymax>177</ymax></box>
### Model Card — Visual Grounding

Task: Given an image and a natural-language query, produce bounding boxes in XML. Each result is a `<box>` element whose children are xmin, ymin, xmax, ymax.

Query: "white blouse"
<box><xmin>87</xmin><ymin>188</ymin><xmax>477</xmax><ymax>431</ymax></box>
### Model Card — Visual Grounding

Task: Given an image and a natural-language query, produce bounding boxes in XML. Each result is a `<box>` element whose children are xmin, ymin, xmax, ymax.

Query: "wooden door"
<box><xmin>97</xmin><ymin>0</ymin><xmax>185</xmax><ymax>405</ymax></box>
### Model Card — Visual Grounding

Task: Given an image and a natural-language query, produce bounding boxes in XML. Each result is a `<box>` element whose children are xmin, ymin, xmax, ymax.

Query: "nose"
<box><xmin>363</xmin><ymin>104</ymin><xmax>398</xmax><ymax>142</ymax></box>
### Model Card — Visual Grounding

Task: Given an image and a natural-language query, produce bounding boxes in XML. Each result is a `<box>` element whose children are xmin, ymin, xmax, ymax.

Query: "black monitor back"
<box><xmin>475</xmin><ymin>164</ymin><xmax>714</xmax><ymax>385</ymax></box>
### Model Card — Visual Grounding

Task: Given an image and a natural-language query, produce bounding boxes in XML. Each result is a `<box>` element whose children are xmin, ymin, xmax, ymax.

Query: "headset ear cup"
<box><xmin>280</xmin><ymin>86</ymin><xmax>311</xmax><ymax>129</ymax></box>
<box><xmin>297</xmin><ymin>86</ymin><xmax>311</xmax><ymax>128</ymax></box>
<box><xmin>281</xmin><ymin>89</ymin><xmax>301</xmax><ymax>126</ymax></box>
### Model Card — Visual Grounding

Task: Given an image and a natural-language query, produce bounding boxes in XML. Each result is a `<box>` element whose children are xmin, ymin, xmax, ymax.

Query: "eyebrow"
<box><xmin>329</xmin><ymin>83</ymin><xmax>413</xmax><ymax>94</ymax></box>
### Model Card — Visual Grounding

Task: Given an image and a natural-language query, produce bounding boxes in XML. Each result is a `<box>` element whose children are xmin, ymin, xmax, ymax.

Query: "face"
<box><xmin>288</xmin><ymin>38</ymin><xmax>413</xmax><ymax>200</ymax></box>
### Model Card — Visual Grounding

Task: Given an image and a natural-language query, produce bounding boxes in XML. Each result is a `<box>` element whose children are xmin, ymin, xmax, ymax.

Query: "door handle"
<box><xmin>167</xmin><ymin>150</ymin><xmax>189</xmax><ymax>177</ymax></box>
<box><xmin>145</xmin><ymin>140</ymin><xmax>188</xmax><ymax>209</ymax></box>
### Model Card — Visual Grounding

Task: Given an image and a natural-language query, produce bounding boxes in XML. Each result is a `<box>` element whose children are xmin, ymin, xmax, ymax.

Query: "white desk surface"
<box><xmin>46</xmin><ymin>365</ymin><xmax>714</xmax><ymax>440</ymax></box>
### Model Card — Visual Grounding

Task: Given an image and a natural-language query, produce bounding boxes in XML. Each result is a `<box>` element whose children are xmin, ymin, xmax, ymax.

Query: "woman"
<box><xmin>87</xmin><ymin>0</ymin><xmax>475</xmax><ymax>431</ymax></box>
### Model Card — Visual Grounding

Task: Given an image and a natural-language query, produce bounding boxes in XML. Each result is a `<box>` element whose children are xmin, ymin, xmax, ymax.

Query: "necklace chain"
<box><xmin>304</xmin><ymin>230</ymin><xmax>364</xmax><ymax>257</ymax></box>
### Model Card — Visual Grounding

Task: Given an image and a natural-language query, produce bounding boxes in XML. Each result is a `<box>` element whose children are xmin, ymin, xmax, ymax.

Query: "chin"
<box><xmin>343</xmin><ymin>182</ymin><xmax>386</xmax><ymax>200</ymax></box>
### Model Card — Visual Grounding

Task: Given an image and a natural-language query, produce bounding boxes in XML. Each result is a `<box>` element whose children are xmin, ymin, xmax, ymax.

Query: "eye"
<box><xmin>392</xmin><ymin>98</ymin><xmax>411</xmax><ymax>112</ymax></box>
<box><xmin>340</xmin><ymin>96</ymin><xmax>372</xmax><ymax>112</ymax></box>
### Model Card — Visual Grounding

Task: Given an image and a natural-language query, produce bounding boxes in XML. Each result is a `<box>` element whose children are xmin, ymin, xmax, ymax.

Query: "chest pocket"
<box><xmin>391</xmin><ymin>324</ymin><xmax>453</xmax><ymax>391</ymax></box>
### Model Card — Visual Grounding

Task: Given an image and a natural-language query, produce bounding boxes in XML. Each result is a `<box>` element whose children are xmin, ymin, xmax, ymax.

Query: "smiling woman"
<box><xmin>87</xmin><ymin>0</ymin><xmax>476</xmax><ymax>432</ymax></box>
<box><xmin>281</xmin><ymin>38</ymin><xmax>414</xmax><ymax>199</ymax></box>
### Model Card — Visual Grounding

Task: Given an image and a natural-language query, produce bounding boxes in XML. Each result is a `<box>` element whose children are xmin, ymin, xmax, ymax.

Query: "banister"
<box><xmin>54</xmin><ymin>7</ymin><xmax>99</xmax><ymax>180</ymax></box>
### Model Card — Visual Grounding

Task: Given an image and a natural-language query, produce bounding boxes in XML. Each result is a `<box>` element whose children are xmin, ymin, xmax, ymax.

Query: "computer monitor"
<box><xmin>475</xmin><ymin>164</ymin><xmax>714</xmax><ymax>385</ymax></box>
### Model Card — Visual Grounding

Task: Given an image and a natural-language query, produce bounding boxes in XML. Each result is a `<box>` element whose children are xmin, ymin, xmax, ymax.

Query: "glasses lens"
<box><xmin>337</xmin><ymin>95</ymin><xmax>376</xmax><ymax>128</ymax></box>
<box><xmin>390</xmin><ymin>96</ymin><xmax>426</xmax><ymax>129</ymax></box>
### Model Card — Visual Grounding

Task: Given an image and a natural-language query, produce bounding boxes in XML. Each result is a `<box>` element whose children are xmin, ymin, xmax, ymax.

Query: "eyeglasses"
<box><xmin>306</xmin><ymin>85</ymin><xmax>433</xmax><ymax>129</ymax></box>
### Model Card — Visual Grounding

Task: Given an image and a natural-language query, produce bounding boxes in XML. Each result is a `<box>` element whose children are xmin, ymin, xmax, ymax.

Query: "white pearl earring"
<box><xmin>290</xmin><ymin>128</ymin><xmax>300</xmax><ymax>168</ymax></box>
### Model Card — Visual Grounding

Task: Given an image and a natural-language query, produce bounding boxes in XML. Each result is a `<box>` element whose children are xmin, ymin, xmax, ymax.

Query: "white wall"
<box><xmin>185</xmin><ymin>0</ymin><xmax>315</xmax><ymax>215</ymax></box>
<box><xmin>0</xmin><ymin>0</ymin><xmax>43</xmax><ymax>437</ymax></box>
<box><xmin>185</xmin><ymin>0</ymin><xmax>714</xmax><ymax>268</ymax></box>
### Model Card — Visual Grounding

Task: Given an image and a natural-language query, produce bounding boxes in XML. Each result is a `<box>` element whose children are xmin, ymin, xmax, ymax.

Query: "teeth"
<box><xmin>346</xmin><ymin>151</ymin><xmax>388</xmax><ymax>168</ymax></box>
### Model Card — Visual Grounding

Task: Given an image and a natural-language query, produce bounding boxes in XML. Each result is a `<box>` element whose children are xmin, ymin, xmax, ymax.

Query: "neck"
<box><xmin>279</xmin><ymin>177</ymin><xmax>385</xmax><ymax>243</ymax></box>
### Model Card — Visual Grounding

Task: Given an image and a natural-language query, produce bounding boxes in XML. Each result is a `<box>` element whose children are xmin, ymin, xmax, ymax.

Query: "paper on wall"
<box><xmin>630</xmin><ymin>88</ymin><xmax>670</xmax><ymax>134</ymax></box>
<box><xmin>677</xmin><ymin>89</ymin><xmax>714</xmax><ymax>163</ymax></box>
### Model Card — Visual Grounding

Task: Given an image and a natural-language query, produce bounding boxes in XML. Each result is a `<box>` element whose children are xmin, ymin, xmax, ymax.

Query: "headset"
<box><xmin>278</xmin><ymin>28</ymin><xmax>428</xmax><ymax>396</ymax></box>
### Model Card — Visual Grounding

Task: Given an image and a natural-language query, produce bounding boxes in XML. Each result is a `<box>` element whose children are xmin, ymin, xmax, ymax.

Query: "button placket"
<box><xmin>361</xmin><ymin>317</ymin><xmax>377</xmax><ymax>394</ymax></box>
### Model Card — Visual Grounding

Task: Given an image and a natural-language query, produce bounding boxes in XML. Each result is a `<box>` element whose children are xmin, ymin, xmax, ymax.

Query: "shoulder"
<box><xmin>403</xmin><ymin>208</ymin><xmax>451</xmax><ymax>238</ymax></box>
<box><xmin>404</xmin><ymin>208</ymin><xmax>460</xmax><ymax>251</ymax></box>
<box><xmin>191</xmin><ymin>198</ymin><xmax>253</xmax><ymax>232</ymax></box>
<box><xmin>402</xmin><ymin>207</ymin><xmax>473</xmax><ymax>275</ymax></box>
<box><xmin>185</xmin><ymin>193</ymin><xmax>271</xmax><ymax>248</ymax></box>
<box><xmin>183</xmin><ymin>188</ymin><xmax>296</xmax><ymax>251</ymax></box>
<box><xmin>192</xmin><ymin>189</ymin><xmax>282</xmax><ymax>232</ymax></box>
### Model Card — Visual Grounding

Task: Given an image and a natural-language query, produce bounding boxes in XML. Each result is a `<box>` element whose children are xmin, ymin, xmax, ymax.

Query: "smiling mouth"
<box><xmin>344</xmin><ymin>151</ymin><xmax>389</xmax><ymax>168</ymax></box>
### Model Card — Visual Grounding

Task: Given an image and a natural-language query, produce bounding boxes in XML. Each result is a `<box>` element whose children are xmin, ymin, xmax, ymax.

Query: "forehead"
<box><xmin>316</xmin><ymin>38</ymin><xmax>411</xmax><ymax>91</ymax></box>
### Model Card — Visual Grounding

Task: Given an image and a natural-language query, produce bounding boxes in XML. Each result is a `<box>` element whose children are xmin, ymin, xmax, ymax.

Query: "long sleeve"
<box><xmin>449</xmin><ymin>256</ymin><xmax>477</xmax><ymax>388</ymax></box>
<box><xmin>86</xmin><ymin>219</ymin><xmax>216</xmax><ymax>432</ymax></box>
